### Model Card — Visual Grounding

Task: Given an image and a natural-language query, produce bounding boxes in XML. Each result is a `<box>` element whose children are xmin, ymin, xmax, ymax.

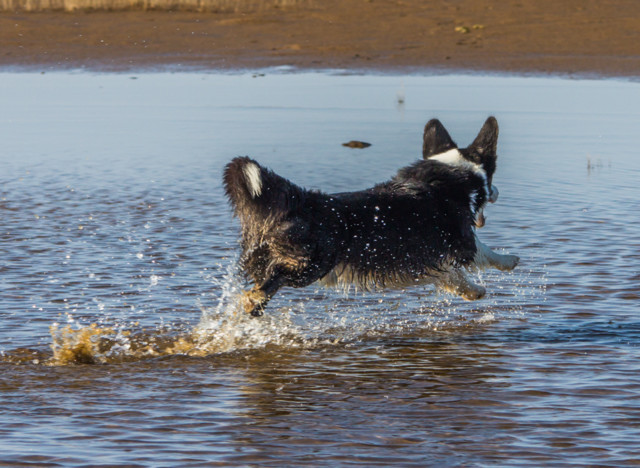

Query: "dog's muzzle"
<box><xmin>489</xmin><ymin>185</ymin><xmax>499</xmax><ymax>203</ymax></box>
<box><xmin>475</xmin><ymin>186</ymin><xmax>498</xmax><ymax>228</ymax></box>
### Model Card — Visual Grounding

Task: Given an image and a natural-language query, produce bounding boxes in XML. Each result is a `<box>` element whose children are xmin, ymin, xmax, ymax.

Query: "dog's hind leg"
<box><xmin>438</xmin><ymin>269</ymin><xmax>486</xmax><ymax>301</ymax></box>
<box><xmin>473</xmin><ymin>236</ymin><xmax>519</xmax><ymax>272</ymax></box>
<box><xmin>241</xmin><ymin>272</ymin><xmax>286</xmax><ymax>317</ymax></box>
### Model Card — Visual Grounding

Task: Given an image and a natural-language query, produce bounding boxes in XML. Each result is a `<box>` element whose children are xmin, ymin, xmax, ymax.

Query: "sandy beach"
<box><xmin>1</xmin><ymin>0</ymin><xmax>640</xmax><ymax>76</ymax></box>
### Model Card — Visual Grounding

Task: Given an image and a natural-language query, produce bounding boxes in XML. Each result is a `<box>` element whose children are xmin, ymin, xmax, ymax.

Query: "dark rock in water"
<box><xmin>342</xmin><ymin>140</ymin><xmax>371</xmax><ymax>149</ymax></box>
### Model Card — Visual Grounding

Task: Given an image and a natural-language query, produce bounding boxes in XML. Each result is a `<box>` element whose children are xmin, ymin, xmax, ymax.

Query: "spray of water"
<box><xmin>39</xmin><ymin>254</ymin><xmax>545</xmax><ymax>365</ymax></box>
<box><xmin>45</xmin><ymin>258</ymin><xmax>304</xmax><ymax>365</ymax></box>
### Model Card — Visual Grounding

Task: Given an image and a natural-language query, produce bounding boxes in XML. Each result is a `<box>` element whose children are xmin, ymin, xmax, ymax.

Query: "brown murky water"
<box><xmin>1</xmin><ymin>72</ymin><xmax>640</xmax><ymax>466</ymax></box>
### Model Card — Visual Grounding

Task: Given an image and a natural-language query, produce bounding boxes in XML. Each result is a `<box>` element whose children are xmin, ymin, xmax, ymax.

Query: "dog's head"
<box><xmin>422</xmin><ymin>117</ymin><xmax>500</xmax><ymax>227</ymax></box>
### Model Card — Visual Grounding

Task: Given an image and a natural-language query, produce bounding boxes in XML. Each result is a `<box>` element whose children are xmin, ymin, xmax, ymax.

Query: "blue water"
<box><xmin>1</xmin><ymin>71</ymin><xmax>640</xmax><ymax>466</ymax></box>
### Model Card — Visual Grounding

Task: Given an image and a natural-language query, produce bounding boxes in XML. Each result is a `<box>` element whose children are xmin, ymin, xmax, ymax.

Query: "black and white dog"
<box><xmin>224</xmin><ymin>117</ymin><xmax>519</xmax><ymax>316</ymax></box>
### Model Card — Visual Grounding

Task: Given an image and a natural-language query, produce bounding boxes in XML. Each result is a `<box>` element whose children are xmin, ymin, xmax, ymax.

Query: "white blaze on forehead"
<box><xmin>430</xmin><ymin>148</ymin><xmax>486</xmax><ymax>181</ymax></box>
<box><xmin>243</xmin><ymin>162</ymin><xmax>262</xmax><ymax>198</ymax></box>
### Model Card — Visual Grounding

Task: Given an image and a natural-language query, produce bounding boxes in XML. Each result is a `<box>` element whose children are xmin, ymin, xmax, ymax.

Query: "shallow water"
<box><xmin>1</xmin><ymin>71</ymin><xmax>640</xmax><ymax>466</ymax></box>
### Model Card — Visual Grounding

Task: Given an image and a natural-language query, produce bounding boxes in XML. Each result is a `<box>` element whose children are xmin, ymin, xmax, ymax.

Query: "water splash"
<box><xmin>13</xmin><ymin>255</ymin><xmax>545</xmax><ymax>366</ymax></box>
<box><xmin>44</xmin><ymin>259</ymin><xmax>307</xmax><ymax>365</ymax></box>
<box><xmin>50</xmin><ymin>322</ymin><xmax>116</xmax><ymax>365</ymax></box>
<box><xmin>193</xmin><ymin>258</ymin><xmax>307</xmax><ymax>353</ymax></box>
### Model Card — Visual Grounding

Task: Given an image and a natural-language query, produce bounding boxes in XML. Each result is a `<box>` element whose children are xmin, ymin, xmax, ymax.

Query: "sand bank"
<box><xmin>1</xmin><ymin>0</ymin><xmax>639</xmax><ymax>76</ymax></box>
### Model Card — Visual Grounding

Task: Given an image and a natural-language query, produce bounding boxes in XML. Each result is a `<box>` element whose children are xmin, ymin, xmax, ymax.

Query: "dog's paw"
<box><xmin>496</xmin><ymin>254</ymin><xmax>520</xmax><ymax>272</ymax></box>
<box><xmin>241</xmin><ymin>289</ymin><xmax>268</xmax><ymax>317</ymax></box>
<box><xmin>462</xmin><ymin>284</ymin><xmax>486</xmax><ymax>301</ymax></box>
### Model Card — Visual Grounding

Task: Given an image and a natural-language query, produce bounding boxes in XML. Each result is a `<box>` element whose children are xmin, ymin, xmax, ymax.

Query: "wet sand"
<box><xmin>1</xmin><ymin>0</ymin><xmax>640</xmax><ymax>76</ymax></box>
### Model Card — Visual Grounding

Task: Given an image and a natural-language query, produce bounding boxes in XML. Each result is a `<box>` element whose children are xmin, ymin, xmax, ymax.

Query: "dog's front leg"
<box><xmin>241</xmin><ymin>273</ymin><xmax>285</xmax><ymax>317</ymax></box>
<box><xmin>473</xmin><ymin>236</ymin><xmax>519</xmax><ymax>272</ymax></box>
<box><xmin>438</xmin><ymin>269</ymin><xmax>486</xmax><ymax>301</ymax></box>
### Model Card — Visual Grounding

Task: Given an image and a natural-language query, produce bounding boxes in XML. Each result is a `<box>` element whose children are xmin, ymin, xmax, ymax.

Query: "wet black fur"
<box><xmin>223</xmin><ymin>117</ymin><xmax>499</xmax><ymax>315</ymax></box>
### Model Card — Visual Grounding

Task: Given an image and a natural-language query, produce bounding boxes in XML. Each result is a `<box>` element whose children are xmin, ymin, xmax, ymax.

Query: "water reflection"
<box><xmin>234</xmin><ymin>341</ymin><xmax>512</xmax><ymax>465</ymax></box>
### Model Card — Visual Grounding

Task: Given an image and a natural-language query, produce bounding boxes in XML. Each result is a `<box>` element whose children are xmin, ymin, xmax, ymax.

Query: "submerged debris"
<box><xmin>342</xmin><ymin>140</ymin><xmax>372</xmax><ymax>149</ymax></box>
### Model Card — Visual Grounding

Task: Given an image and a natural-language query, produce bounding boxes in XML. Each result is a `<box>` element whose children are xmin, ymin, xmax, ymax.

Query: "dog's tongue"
<box><xmin>475</xmin><ymin>211</ymin><xmax>486</xmax><ymax>228</ymax></box>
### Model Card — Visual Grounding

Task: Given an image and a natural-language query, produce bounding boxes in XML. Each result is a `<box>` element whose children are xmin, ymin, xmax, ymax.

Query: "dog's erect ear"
<box><xmin>423</xmin><ymin>119</ymin><xmax>457</xmax><ymax>158</ymax></box>
<box><xmin>469</xmin><ymin>116</ymin><xmax>499</xmax><ymax>157</ymax></box>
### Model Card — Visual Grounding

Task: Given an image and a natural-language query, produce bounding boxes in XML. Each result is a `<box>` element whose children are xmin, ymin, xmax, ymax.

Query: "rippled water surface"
<box><xmin>1</xmin><ymin>72</ymin><xmax>640</xmax><ymax>466</ymax></box>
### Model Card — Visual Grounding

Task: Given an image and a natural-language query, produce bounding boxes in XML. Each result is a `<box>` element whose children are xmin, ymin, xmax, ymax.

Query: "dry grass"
<box><xmin>0</xmin><ymin>0</ymin><xmax>309</xmax><ymax>12</ymax></box>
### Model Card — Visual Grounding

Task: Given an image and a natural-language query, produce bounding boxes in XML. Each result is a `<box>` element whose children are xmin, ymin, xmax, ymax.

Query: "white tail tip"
<box><xmin>243</xmin><ymin>162</ymin><xmax>263</xmax><ymax>198</ymax></box>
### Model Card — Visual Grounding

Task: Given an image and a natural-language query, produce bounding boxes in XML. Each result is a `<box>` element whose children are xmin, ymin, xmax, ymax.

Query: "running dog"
<box><xmin>224</xmin><ymin>117</ymin><xmax>519</xmax><ymax>316</ymax></box>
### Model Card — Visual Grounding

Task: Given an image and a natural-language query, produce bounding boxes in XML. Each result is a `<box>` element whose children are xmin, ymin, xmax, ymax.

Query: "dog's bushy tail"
<box><xmin>223</xmin><ymin>156</ymin><xmax>306</xmax><ymax>222</ymax></box>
